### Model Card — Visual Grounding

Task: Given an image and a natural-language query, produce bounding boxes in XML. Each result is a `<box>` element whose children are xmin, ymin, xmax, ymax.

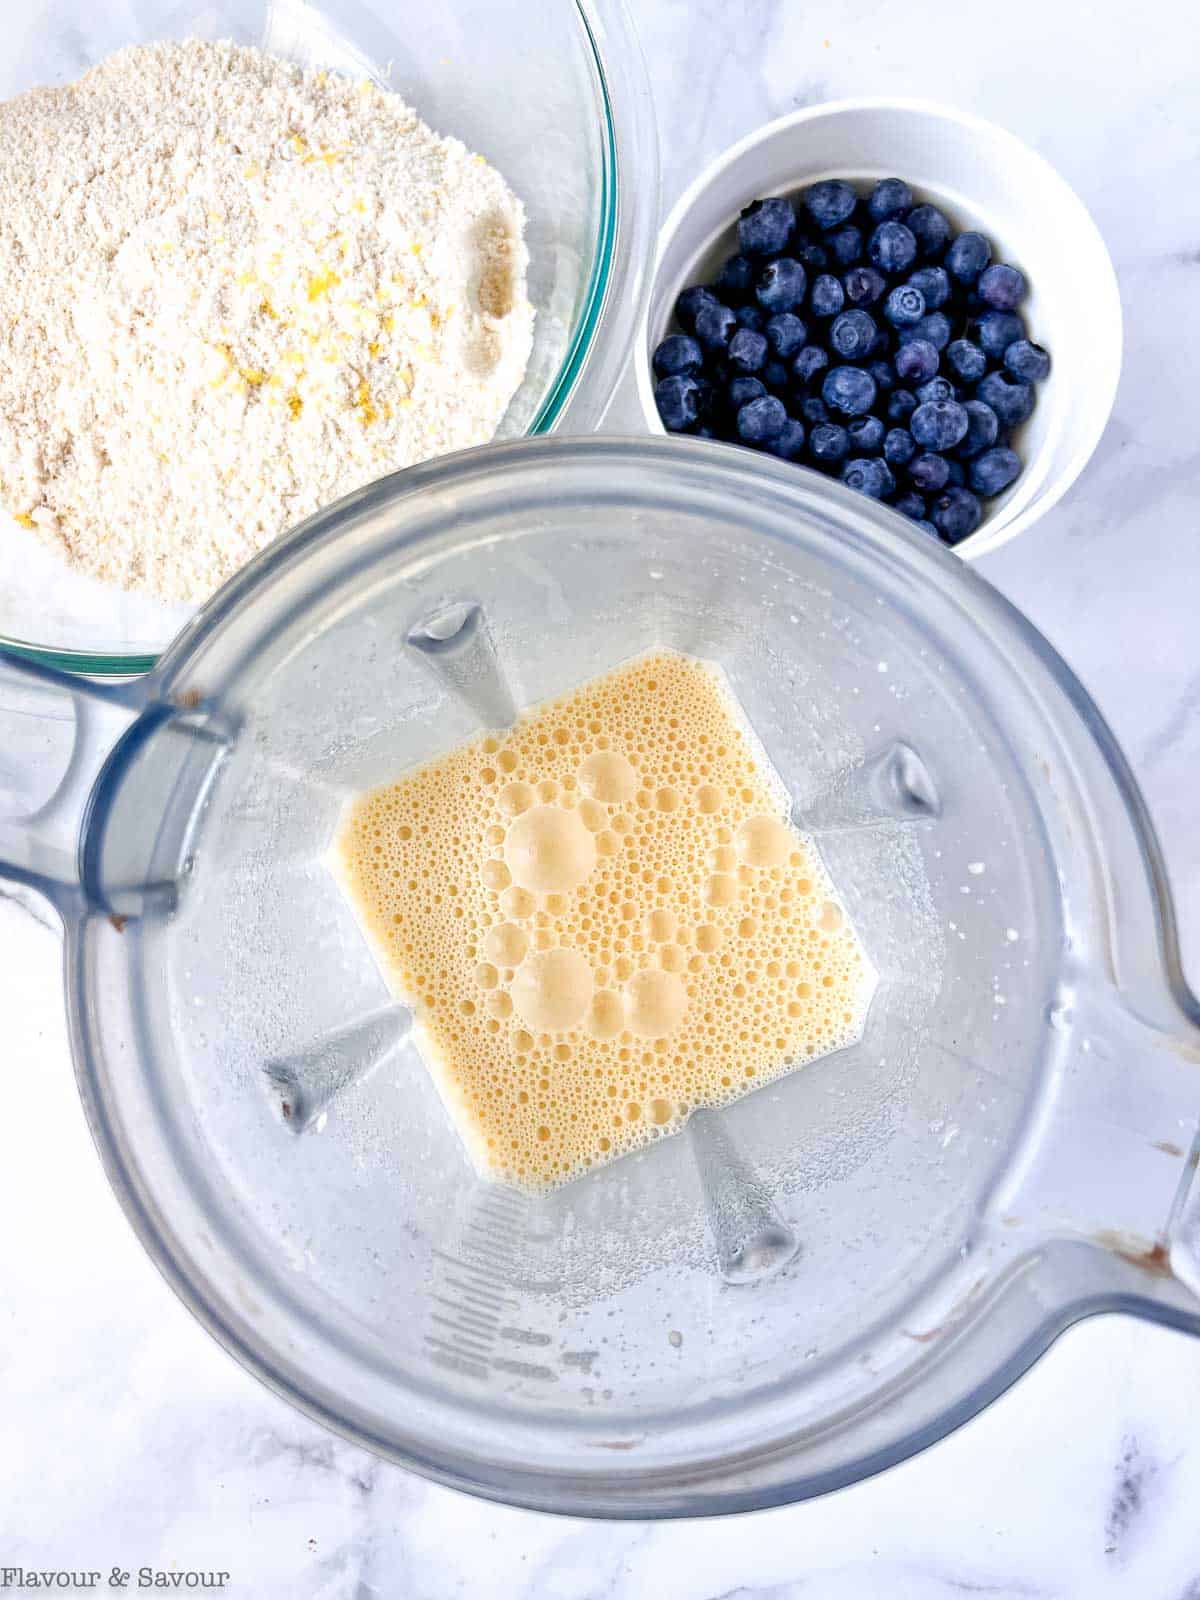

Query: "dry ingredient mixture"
<box><xmin>0</xmin><ymin>39</ymin><xmax>533</xmax><ymax>600</ymax></box>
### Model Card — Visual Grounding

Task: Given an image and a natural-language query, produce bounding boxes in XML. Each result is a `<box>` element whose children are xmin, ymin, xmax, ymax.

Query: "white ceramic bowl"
<box><xmin>634</xmin><ymin>99</ymin><xmax>1122</xmax><ymax>560</ymax></box>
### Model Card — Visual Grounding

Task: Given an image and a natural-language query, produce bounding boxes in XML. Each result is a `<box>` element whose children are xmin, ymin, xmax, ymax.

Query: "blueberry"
<box><xmin>729</xmin><ymin>327</ymin><xmax>768</xmax><ymax>373</ymax></box>
<box><xmin>736</xmin><ymin>394</ymin><xmax>788</xmax><ymax>444</ymax></box>
<box><xmin>956</xmin><ymin>399</ymin><xmax>1000</xmax><ymax>459</ymax></box>
<box><xmin>728</xmin><ymin>375</ymin><xmax>767</xmax><ymax>409</ymax></box>
<box><xmin>734</xmin><ymin>304</ymin><xmax>766</xmax><ymax>332</ymax></box>
<box><xmin>809</xmin><ymin>422</ymin><xmax>850</xmax><ymax>467</ymax></box>
<box><xmin>944</xmin><ymin>458</ymin><xmax>967</xmax><ymax>487</ymax></box>
<box><xmin>906</xmin><ymin>265</ymin><xmax>951</xmax><ymax>311</ymax></box>
<box><xmin>902</xmin><ymin>311</ymin><xmax>951</xmax><ymax>351</ymax></box>
<box><xmin>763</xmin><ymin>418</ymin><xmax>807</xmax><ymax>461</ymax></box>
<box><xmin>932</xmin><ymin>486</ymin><xmax>983</xmax><ymax>543</ymax></box>
<box><xmin>694</xmin><ymin>300</ymin><xmax>736</xmax><ymax>352</ymax></box>
<box><xmin>826</xmin><ymin>224</ymin><xmax>864</xmax><ymax>266</ymax></box>
<box><xmin>652</xmin><ymin>333</ymin><xmax>703</xmax><ymax>378</ymax></box>
<box><xmin>717</xmin><ymin>253</ymin><xmax>755</xmax><ymax>299</ymax></box>
<box><xmin>762</xmin><ymin>359</ymin><xmax>791</xmax><ymax>392</ymax></box>
<box><xmin>844</xmin><ymin>265</ymin><xmax>888</xmax><ymax>307</ymax></box>
<box><xmin>848</xmin><ymin>415</ymin><xmax>886</xmax><ymax>455</ymax></box>
<box><xmin>1004</xmin><ymin>339</ymin><xmax>1051</xmax><ymax>383</ymax></box>
<box><xmin>693</xmin><ymin>425</ymin><xmax>716</xmax><ymax>439</ymax></box>
<box><xmin>867</xmin><ymin>178</ymin><xmax>913</xmax><ymax>222</ymax></box>
<box><xmin>842</xmin><ymin>456</ymin><xmax>895</xmax><ymax>499</ymax></box>
<box><xmin>765</xmin><ymin>312</ymin><xmax>808</xmax><ymax>359</ymax></box>
<box><xmin>803</xmin><ymin>179</ymin><xmax>858</xmax><ymax>230</ymax></box>
<box><xmin>945</xmin><ymin>338</ymin><xmax>988</xmax><ymax>385</ymax></box>
<box><xmin>907</xmin><ymin>204</ymin><xmax>952</xmax><ymax>259</ymax></box>
<box><xmin>978</xmin><ymin>262</ymin><xmax>1027</xmax><ymax>310</ymax></box>
<box><xmin>792</xmin><ymin>345</ymin><xmax>830</xmax><ymax>387</ymax></box>
<box><xmin>894</xmin><ymin>339</ymin><xmax>939</xmax><ymax>386</ymax></box>
<box><xmin>946</xmin><ymin>231</ymin><xmax>992</xmax><ymax>284</ymax></box>
<box><xmin>829</xmin><ymin>310</ymin><xmax>877</xmax><ymax>360</ymax></box>
<box><xmin>916</xmin><ymin>376</ymin><xmax>957</xmax><ymax>405</ymax></box>
<box><xmin>909</xmin><ymin>451</ymin><xmax>951</xmax><ymax>492</ymax></box>
<box><xmin>970</xmin><ymin>445</ymin><xmax>1022</xmax><ymax>496</ymax></box>
<box><xmin>884</xmin><ymin>427</ymin><xmax>917</xmax><ymax>467</ymax></box>
<box><xmin>655</xmin><ymin>374</ymin><xmax>705</xmax><ymax>432</ymax></box>
<box><xmin>823</xmin><ymin>365</ymin><xmax>877</xmax><ymax>417</ymax></box>
<box><xmin>869</xmin><ymin>220</ymin><xmax>918</xmax><ymax>275</ymax></box>
<box><xmin>675</xmin><ymin>285</ymin><xmax>719</xmax><ymax>329</ymax></box>
<box><xmin>892</xmin><ymin>489</ymin><xmax>928</xmax><ymax>521</ymax></box>
<box><xmin>756</xmin><ymin>258</ymin><xmax>807</xmax><ymax>314</ymax></box>
<box><xmin>977</xmin><ymin>370</ymin><xmax>1035</xmax><ymax>428</ymax></box>
<box><xmin>737</xmin><ymin>197</ymin><xmax>796</xmax><ymax>257</ymax></box>
<box><xmin>868</xmin><ymin>324</ymin><xmax>892</xmax><ymax>359</ymax></box>
<box><xmin>799</xmin><ymin>396</ymin><xmax>830</xmax><ymax>426</ymax></box>
<box><xmin>976</xmin><ymin>309</ymin><xmax>1025</xmax><ymax>359</ymax></box>
<box><xmin>911</xmin><ymin>398</ymin><xmax>969</xmax><ymax>451</ymax></box>
<box><xmin>809</xmin><ymin>273</ymin><xmax>846</xmax><ymax>318</ymax></box>
<box><xmin>868</xmin><ymin>358</ymin><xmax>896</xmax><ymax>394</ymax></box>
<box><xmin>794</xmin><ymin>240</ymin><xmax>829</xmax><ymax>272</ymax></box>
<box><xmin>912</xmin><ymin>518</ymin><xmax>939</xmax><ymax>537</ymax></box>
<box><xmin>885</xmin><ymin>283</ymin><xmax>926</xmax><ymax>328</ymax></box>
<box><xmin>887</xmin><ymin>388</ymin><xmax>918</xmax><ymax>423</ymax></box>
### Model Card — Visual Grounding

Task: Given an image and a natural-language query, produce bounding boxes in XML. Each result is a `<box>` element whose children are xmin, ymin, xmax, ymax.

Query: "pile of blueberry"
<box><xmin>652</xmin><ymin>178</ymin><xmax>1051</xmax><ymax>544</ymax></box>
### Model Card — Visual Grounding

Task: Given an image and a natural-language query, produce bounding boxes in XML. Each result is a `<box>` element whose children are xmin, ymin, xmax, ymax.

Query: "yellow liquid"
<box><xmin>333</xmin><ymin>649</ymin><xmax>874</xmax><ymax>1189</ymax></box>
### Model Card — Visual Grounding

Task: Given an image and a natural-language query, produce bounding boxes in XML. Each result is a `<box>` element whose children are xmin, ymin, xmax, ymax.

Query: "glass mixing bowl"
<box><xmin>2</xmin><ymin>437</ymin><xmax>1199</xmax><ymax>1517</ymax></box>
<box><xmin>0</xmin><ymin>0</ymin><xmax>655</xmax><ymax>674</ymax></box>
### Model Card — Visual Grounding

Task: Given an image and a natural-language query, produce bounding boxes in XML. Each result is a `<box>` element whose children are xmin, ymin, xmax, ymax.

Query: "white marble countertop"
<box><xmin>4</xmin><ymin>0</ymin><xmax>1200</xmax><ymax>1593</ymax></box>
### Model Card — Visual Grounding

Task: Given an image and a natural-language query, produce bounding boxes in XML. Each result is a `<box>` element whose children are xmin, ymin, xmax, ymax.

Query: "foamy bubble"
<box><xmin>736</xmin><ymin>814</ymin><xmax>794</xmax><ymax>868</ymax></box>
<box><xmin>817</xmin><ymin>900</ymin><xmax>844</xmax><ymax>932</ymax></box>
<box><xmin>504</xmin><ymin>804</ymin><xmax>596</xmax><ymax>894</ymax></box>
<box><xmin>499</xmin><ymin>884</ymin><xmax>536</xmax><ymax>919</ymax></box>
<box><xmin>705</xmin><ymin>873</ymin><xmax>739</xmax><ymax>908</ymax></box>
<box><xmin>586</xmin><ymin>989</ymin><xmax>624</xmax><ymax>1039</ymax></box>
<box><xmin>497</xmin><ymin>781</ymin><xmax>534</xmax><ymax>818</ymax></box>
<box><xmin>510</xmin><ymin>947</ymin><xmax>593</xmax><ymax>1031</ymax></box>
<box><xmin>482</xmin><ymin>859</ymin><xmax>511</xmax><ymax>892</ymax></box>
<box><xmin>626</xmin><ymin>969</ymin><xmax>687</xmax><ymax>1039</ymax></box>
<box><xmin>482</xmin><ymin>922</ymin><xmax>528</xmax><ymax>967</ymax></box>
<box><xmin>578</xmin><ymin>750</ymin><xmax>637</xmax><ymax>804</ymax></box>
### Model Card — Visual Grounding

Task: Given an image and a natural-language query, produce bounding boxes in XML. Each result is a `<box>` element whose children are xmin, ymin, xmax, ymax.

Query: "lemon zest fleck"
<box><xmin>307</xmin><ymin>269</ymin><xmax>341</xmax><ymax>302</ymax></box>
<box><xmin>354</xmin><ymin>379</ymin><xmax>377</xmax><ymax>425</ymax></box>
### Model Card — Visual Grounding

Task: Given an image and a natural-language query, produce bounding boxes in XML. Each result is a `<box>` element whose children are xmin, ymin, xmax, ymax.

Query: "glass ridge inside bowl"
<box><xmin>0</xmin><ymin>0</ymin><xmax>646</xmax><ymax>673</ymax></box>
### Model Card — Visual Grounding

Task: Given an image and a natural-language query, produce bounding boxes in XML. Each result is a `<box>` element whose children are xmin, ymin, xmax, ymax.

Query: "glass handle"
<box><xmin>0</xmin><ymin>651</ymin><xmax>146</xmax><ymax>915</ymax></box>
<box><xmin>997</xmin><ymin>974</ymin><xmax>1200</xmax><ymax>1323</ymax></box>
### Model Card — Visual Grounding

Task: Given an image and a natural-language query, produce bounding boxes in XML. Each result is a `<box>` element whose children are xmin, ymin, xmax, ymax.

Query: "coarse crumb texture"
<box><xmin>0</xmin><ymin>39</ymin><xmax>534</xmax><ymax>600</ymax></box>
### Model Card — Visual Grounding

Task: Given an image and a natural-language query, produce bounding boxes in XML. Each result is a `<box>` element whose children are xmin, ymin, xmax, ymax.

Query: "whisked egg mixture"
<box><xmin>334</xmin><ymin>649</ymin><xmax>875</xmax><ymax>1189</ymax></box>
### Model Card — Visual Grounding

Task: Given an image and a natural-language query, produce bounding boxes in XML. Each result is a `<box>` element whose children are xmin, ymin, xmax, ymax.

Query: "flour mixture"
<box><xmin>0</xmin><ymin>40</ymin><xmax>533</xmax><ymax>600</ymax></box>
<box><xmin>334</xmin><ymin>650</ymin><xmax>876</xmax><ymax>1190</ymax></box>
